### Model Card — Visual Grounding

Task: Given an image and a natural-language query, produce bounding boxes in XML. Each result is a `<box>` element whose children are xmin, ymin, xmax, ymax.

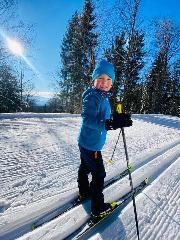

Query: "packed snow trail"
<box><xmin>69</xmin><ymin>179</ymin><xmax>148</xmax><ymax>240</ymax></box>
<box><xmin>0</xmin><ymin>113</ymin><xmax>179</xmax><ymax>240</ymax></box>
<box><xmin>86</xmin><ymin>157</ymin><xmax>180</xmax><ymax>240</ymax></box>
<box><xmin>0</xmin><ymin>137</ymin><xmax>179</xmax><ymax>239</ymax></box>
<box><xmin>16</xmin><ymin>143</ymin><xmax>180</xmax><ymax>240</ymax></box>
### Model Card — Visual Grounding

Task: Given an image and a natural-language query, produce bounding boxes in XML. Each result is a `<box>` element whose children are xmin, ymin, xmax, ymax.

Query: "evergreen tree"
<box><xmin>123</xmin><ymin>30</ymin><xmax>145</xmax><ymax>113</ymax></box>
<box><xmin>164</xmin><ymin>59</ymin><xmax>180</xmax><ymax>116</ymax></box>
<box><xmin>142</xmin><ymin>19</ymin><xmax>179</xmax><ymax>115</ymax></box>
<box><xmin>105</xmin><ymin>33</ymin><xmax>126</xmax><ymax>109</ymax></box>
<box><xmin>59</xmin><ymin>0</ymin><xmax>98</xmax><ymax>113</ymax></box>
<box><xmin>142</xmin><ymin>51</ymin><xmax>170</xmax><ymax>113</ymax></box>
<box><xmin>104</xmin><ymin>31</ymin><xmax>144</xmax><ymax>113</ymax></box>
<box><xmin>80</xmin><ymin>0</ymin><xmax>97</xmax><ymax>88</ymax></box>
<box><xmin>0</xmin><ymin>65</ymin><xmax>21</xmax><ymax>112</ymax></box>
<box><xmin>60</xmin><ymin>11</ymin><xmax>83</xmax><ymax>113</ymax></box>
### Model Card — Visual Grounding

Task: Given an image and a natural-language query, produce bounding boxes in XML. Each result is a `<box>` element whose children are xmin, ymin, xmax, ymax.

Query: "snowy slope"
<box><xmin>0</xmin><ymin>113</ymin><xmax>179</xmax><ymax>240</ymax></box>
<box><xmin>87</xmin><ymin>157</ymin><xmax>180</xmax><ymax>240</ymax></box>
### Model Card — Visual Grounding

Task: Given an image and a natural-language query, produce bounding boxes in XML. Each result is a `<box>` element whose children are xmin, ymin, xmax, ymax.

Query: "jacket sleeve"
<box><xmin>81</xmin><ymin>93</ymin><xmax>106</xmax><ymax>130</ymax></box>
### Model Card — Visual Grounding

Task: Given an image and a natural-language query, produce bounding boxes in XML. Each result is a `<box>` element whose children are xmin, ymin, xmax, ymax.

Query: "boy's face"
<box><xmin>93</xmin><ymin>74</ymin><xmax>113</xmax><ymax>92</ymax></box>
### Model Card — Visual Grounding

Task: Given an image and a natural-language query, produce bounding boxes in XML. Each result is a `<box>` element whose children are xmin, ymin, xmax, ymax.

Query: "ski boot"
<box><xmin>91</xmin><ymin>202</ymin><xmax>119</xmax><ymax>222</ymax></box>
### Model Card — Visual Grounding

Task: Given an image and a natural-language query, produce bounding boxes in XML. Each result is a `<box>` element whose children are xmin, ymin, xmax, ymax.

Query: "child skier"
<box><xmin>77</xmin><ymin>59</ymin><xmax>132</xmax><ymax>218</ymax></box>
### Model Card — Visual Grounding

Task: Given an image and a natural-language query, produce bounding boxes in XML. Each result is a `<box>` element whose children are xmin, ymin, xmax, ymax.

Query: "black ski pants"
<box><xmin>78</xmin><ymin>145</ymin><xmax>106</xmax><ymax>214</ymax></box>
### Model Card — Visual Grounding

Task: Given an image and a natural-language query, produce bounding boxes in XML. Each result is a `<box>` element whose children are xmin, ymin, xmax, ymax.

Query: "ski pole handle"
<box><xmin>116</xmin><ymin>102</ymin><xmax>123</xmax><ymax>114</ymax></box>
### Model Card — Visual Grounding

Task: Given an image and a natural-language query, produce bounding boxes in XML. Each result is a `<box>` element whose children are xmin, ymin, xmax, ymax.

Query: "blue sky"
<box><xmin>16</xmin><ymin>0</ymin><xmax>179</xmax><ymax>96</ymax></box>
<box><xmin>18</xmin><ymin>0</ymin><xmax>84</xmax><ymax>96</ymax></box>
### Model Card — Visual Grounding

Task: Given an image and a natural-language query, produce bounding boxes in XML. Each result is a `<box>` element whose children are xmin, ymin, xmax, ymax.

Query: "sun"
<box><xmin>6</xmin><ymin>38</ymin><xmax>24</xmax><ymax>57</ymax></box>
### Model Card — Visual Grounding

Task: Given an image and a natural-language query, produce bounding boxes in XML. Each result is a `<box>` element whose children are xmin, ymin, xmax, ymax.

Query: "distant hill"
<box><xmin>33</xmin><ymin>95</ymin><xmax>51</xmax><ymax>106</ymax></box>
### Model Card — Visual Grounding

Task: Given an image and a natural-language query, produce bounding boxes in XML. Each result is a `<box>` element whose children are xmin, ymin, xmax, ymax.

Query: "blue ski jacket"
<box><xmin>78</xmin><ymin>87</ymin><xmax>111</xmax><ymax>151</ymax></box>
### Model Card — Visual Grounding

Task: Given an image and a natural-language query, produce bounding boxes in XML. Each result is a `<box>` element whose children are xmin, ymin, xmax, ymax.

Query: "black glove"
<box><xmin>112</xmin><ymin>113</ymin><xmax>132</xmax><ymax>128</ymax></box>
<box><xmin>105</xmin><ymin>113</ymin><xmax>132</xmax><ymax>130</ymax></box>
<box><xmin>105</xmin><ymin>119</ymin><xmax>114</xmax><ymax>130</ymax></box>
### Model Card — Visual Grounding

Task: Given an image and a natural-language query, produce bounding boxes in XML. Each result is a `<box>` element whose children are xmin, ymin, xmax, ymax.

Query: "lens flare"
<box><xmin>6</xmin><ymin>37</ymin><xmax>24</xmax><ymax>56</ymax></box>
<box><xmin>0</xmin><ymin>29</ymin><xmax>43</xmax><ymax>80</ymax></box>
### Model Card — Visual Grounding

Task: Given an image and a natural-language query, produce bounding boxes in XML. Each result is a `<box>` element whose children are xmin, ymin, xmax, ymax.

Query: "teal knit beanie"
<box><xmin>92</xmin><ymin>59</ymin><xmax>115</xmax><ymax>83</ymax></box>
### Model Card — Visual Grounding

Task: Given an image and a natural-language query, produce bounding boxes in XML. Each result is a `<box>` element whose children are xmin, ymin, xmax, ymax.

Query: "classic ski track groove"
<box><xmin>151</xmin><ymin>185</ymin><xmax>179</xmax><ymax>240</ymax></box>
<box><xmin>72</xmin><ymin>181</ymin><xmax>148</xmax><ymax>240</ymax></box>
<box><xmin>67</xmin><ymin>156</ymin><xmax>180</xmax><ymax>240</ymax></box>
<box><xmin>1</xmin><ymin>138</ymin><xmax>179</xmax><ymax>191</ymax></box>
<box><xmin>0</xmin><ymin>141</ymin><xmax>179</xmax><ymax>240</ymax></box>
<box><xmin>126</xmin><ymin>157</ymin><xmax>180</xmax><ymax>240</ymax></box>
<box><xmin>32</xmin><ymin>141</ymin><xmax>180</xmax><ymax>230</ymax></box>
<box><xmin>0</xmin><ymin>114</ymin><xmax>179</xmax><ymax>240</ymax></box>
<box><xmin>23</xmin><ymin>144</ymin><xmax>178</xmax><ymax>239</ymax></box>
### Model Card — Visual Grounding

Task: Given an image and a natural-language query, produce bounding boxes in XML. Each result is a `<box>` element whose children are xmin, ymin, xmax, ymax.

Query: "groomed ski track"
<box><xmin>0</xmin><ymin>114</ymin><xmax>179</xmax><ymax>240</ymax></box>
<box><xmin>77</xmin><ymin>156</ymin><xmax>180</xmax><ymax>240</ymax></box>
<box><xmin>17</xmin><ymin>140</ymin><xmax>180</xmax><ymax>240</ymax></box>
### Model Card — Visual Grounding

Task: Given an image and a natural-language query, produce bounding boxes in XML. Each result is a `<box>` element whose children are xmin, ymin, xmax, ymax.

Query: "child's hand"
<box><xmin>105</xmin><ymin>113</ymin><xmax>133</xmax><ymax>130</ymax></box>
<box><xmin>105</xmin><ymin>119</ymin><xmax>114</xmax><ymax>130</ymax></box>
<box><xmin>112</xmin><ymin>113</ymin><xmax>133</xmax><ymax>128</ymax></box>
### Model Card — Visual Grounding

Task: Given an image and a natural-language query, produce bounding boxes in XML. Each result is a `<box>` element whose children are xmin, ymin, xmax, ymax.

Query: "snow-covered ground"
<box><xmin>0</xmin><ymin>113</ymin><xmax>179</xmax><ymax>240</ymax></box>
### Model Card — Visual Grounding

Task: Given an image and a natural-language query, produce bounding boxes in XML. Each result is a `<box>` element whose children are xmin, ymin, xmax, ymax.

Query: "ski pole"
<box><xmin>116</xmin><ymin>103</ymin><xmax>140</xmax><ymax>240</ymax></box>
<box><xmin>107</xmin><ymin>128</ymin><xmax>122</xmax><ymax>164</ymax></box>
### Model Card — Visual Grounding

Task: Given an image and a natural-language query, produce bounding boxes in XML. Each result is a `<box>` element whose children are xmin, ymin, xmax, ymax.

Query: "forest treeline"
<box><xmin>53</xmin><ymin>0</ymin><xmax>179</xmax><ymax>116</ymax></box>
<box><xmin>0</xmin><ymin>0</ymin><xmax>179</xmax><ymax>116</ymax></box>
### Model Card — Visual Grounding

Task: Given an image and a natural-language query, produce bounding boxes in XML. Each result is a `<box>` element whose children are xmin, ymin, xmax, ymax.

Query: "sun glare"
<box><xmin>0</xmin><ymin>29</ymin><xmax>43</xmax><ymax>82</ymax></box>
<box><xmin>6</xmin><ymin>38</ymin><xmax>24</xmax><ymax>56</ymax></box>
